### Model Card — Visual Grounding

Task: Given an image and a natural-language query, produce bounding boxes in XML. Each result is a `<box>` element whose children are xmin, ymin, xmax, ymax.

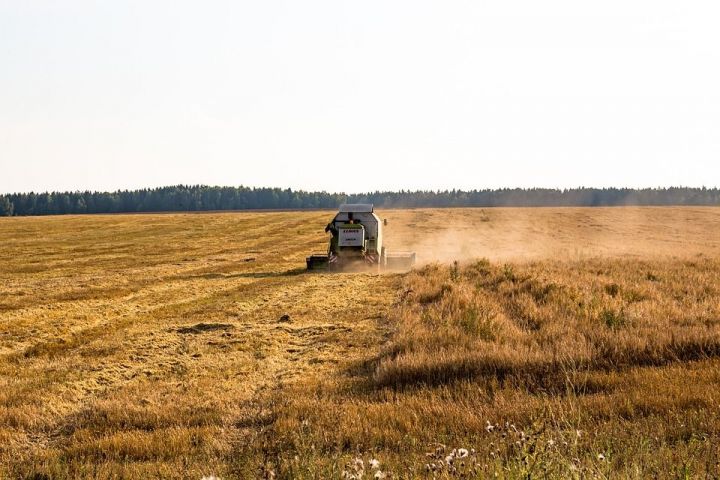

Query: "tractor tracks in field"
<box><xmin>1</xmin><ymin>258</ymin><xmax>400</xmax><ymax>468</ymax></box>
<box><xmin>0</xmin><ymin>211</ymin><xmax>401</xmax><ymax>474</ymax></box>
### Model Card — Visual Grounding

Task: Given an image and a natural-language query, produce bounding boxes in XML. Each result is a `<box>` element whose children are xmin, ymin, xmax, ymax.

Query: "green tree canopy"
<box><xmin>1</xmin><ymin>185</ymin><xmax>718</xmax><ymax>216</ymax></box>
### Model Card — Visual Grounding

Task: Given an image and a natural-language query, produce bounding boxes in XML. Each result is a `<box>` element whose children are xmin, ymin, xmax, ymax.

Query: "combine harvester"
<box><xmin>306</xmin><ymin>204</ymin><xmax>416</xmax><ymax>271</ymax></box>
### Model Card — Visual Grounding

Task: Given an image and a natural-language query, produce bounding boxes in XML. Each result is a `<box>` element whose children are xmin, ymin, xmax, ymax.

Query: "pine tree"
<box><xmin>0</xmin><ymin>196</ymin><xmax>14</xmax><ymax>216</ymax></box>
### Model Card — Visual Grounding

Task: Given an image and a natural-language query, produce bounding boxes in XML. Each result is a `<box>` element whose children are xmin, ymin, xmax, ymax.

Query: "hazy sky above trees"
<box><xmin>1</xmin><ymin>1</ymin><xmax>719</xmax><ymax>194</ymax></box>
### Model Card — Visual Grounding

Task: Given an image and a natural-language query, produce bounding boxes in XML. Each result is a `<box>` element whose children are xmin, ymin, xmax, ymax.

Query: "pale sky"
<box><xmin>1</xmin><ymin>1</ymin><xmax>719</xmax><ymax>194</ymax></box>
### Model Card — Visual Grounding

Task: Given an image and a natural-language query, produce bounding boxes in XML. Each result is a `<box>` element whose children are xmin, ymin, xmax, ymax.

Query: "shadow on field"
<box><xmin>175</xmin><ymin>268</ymin><xmax>307</xmax><ymax>280</ymax></box>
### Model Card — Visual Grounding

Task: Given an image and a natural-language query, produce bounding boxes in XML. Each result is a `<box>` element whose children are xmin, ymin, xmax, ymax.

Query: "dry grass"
<box><xmin>239</xmin><ymin>259</ymin><xmax>720</xmax><ymax>479</ymax></box>
<box><xmin>2</xmin><ymin>207</ymin><xmax>720</xmax><ymax>478</ymax></box>
<box><xmin>376</xmin><ymin>259</ymin><xmax>720</xmax><ymax>389</ymax></box>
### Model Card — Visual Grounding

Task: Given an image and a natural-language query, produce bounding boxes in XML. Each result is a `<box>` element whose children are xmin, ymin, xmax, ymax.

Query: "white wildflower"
<box><xmin>485</xmin><ymin>420</ymin><xmax>495</xmax><ymax>433</ymax></box>
<box><xmin>457</xmin><ymin>448</ymin><xmax>469</xmax><ymax>458</ymax></box>
<box><xmin>373</xmin><ymin>471</ymin><xmax>386</xmax><ymax>479</ymax></box>
<box><xmin>369</xmin><ymin>458</ymin><xmax>380</xmax><ymax>470</ymax></box>
<box><xmin>598</xmin><ymin>453</ymin><xmax>606</xmax><ymax>461</ymax></box>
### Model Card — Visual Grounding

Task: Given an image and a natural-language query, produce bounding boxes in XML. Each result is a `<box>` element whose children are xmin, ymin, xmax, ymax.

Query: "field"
<box><xmin>2</xmin><ymin>207</ymin><xmax>720</xmax><ymax>479</ymax></box>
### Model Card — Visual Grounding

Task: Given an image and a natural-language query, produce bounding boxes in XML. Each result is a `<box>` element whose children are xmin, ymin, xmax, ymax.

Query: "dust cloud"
<box><xmin>378</xmin><ymin>207</ymin><xmax>720</xmax><ymax>265</ymax></box>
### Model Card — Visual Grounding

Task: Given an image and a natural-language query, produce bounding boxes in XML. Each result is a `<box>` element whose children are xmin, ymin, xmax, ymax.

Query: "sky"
<box><xmin>1</xmin><ymin>1</ymin><xmax>719</xmax><ymax>194</ymax></box>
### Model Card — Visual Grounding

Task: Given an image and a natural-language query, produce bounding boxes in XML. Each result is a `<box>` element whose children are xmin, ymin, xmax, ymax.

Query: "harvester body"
<box><xmin>306</xmin><ymin>204</ymin><xmax>415</xmax><ymax>271</ymax></box>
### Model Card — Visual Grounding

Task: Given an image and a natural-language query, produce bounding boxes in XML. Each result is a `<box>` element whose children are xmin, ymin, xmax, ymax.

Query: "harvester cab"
<box><xmin>306</xmin><ymin>204</ymin><xmax>416</xmax><ymax>271</ymax></box>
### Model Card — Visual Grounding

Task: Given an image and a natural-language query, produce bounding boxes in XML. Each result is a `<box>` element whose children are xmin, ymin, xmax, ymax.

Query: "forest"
<box><xmin>1</xmin><ymin>185</ymin><xmax>719</xmax><ymax>216</ymax></box>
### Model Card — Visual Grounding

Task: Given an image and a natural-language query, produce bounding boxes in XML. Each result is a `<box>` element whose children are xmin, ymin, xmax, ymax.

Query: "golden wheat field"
<box><xmin>2</xmin><ymin>207</ymin><xmax>720</xmax><ymax>479</ymax></box>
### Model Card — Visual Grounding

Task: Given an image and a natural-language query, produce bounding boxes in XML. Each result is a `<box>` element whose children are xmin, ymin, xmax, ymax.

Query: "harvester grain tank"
<box><xmin>306</xmin><ymin>204</ymin><xmax>416</xmax><ymax>271</ymax></box>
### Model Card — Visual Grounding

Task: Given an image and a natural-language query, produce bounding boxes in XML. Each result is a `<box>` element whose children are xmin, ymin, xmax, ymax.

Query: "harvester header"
<box><xmin>306</xmin><ymin>204</ymin><xmax>416</xmax><ymax>271</ymax></box>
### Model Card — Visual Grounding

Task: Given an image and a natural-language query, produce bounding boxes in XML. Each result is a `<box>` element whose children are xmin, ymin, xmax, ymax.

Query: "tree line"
<box><xmin>1</xmin><ymin>186</ymin><xmax>719</xmax><ymax>216</ymax></box>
